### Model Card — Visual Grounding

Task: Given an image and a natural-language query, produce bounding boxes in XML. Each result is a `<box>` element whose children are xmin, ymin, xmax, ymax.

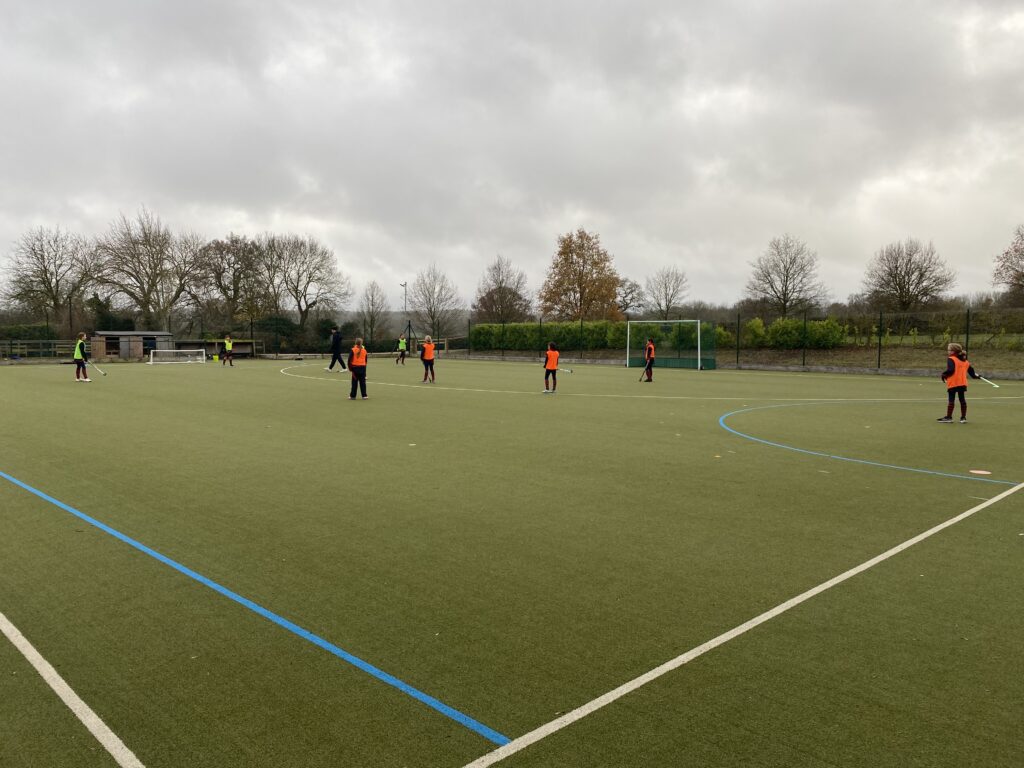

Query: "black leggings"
<box><xmin>545</xmin><ymin>369</ymin><xmax>557</xmax><ymax>388</ymax></box>
<box><xmin>349</xmin><ymin>366</ymin><xmax>367</xmax><ymax>397</ymax></box>
<box><xmin>947</xmin><ymin>386</ymin><xmax>966</xmax><ymax>405</ymax></box>
<box><xmin>329</xmin><ymin>352</ymin><xmax>346</xmax><ymax>370</ymax></box>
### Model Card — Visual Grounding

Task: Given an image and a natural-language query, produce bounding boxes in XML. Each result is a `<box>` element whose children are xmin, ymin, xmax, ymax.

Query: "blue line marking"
<box><xmin>0</xmin><ymin>469</ymin><xmax>511</xmax><ymax>746</ymax></box>
<box><xmin>718</xmin><ymin>404</ymin><xmax>1019</xmax><ymax>486</ymax></box>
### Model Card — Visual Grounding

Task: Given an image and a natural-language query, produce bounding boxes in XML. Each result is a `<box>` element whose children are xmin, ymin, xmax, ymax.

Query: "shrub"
<box><xmin>469</xmin><ymin>323</ymin><xmax>499</xmax><ymax>350</ymax></box>
<box><xmin>805</xmin><ymin>317</ymin><xmax>846</xmax><ymax>349</ymax></box>
<box><xmin>743</xmin><ymin>317</ymin><xmax>767</xmax><ymax>348</ymax></box>
<box><xmin>765</xmin><ymin>317</ymin><xmax>803</xmax><ymax>349</ymax></box>
<box><xmin>606</xmin><ymin>322</ymin><xmax>627</xmax><ymax>349</ymax></box>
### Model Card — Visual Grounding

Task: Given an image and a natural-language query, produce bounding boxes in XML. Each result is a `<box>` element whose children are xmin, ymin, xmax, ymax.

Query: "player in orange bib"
<box><xmin>348</xmin><ymin>338</ymin><xmax>368</xmax><ymax>399</ymax></box>
<box><xmin>643</xmin><ymin>337</ymin><xmax>655</xmax><ymax>382</ymax></box>
<box><xmin>937</xmin><ymin>342</ymin><xmax>981</xmax><ymax>423</ymax></box>
<box><xmin>543</xmin><ymin>342</ymin><xmax>559</xmax><ymax>393</ymax></box>
<box><xmin>420</xmin><ymin>335</ymin><xmax>436</xmax><ymax>383</ymax></box>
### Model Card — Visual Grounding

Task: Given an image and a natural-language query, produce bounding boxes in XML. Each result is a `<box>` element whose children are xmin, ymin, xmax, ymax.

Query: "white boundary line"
<box><xmin>0</xmin><ymin>611</ymin><xmax>145</xmax><ymax>767</ymax></box>
<box><xmin>279</xmin><ymin>364</ymin><xmax>1022</xmax><ymax>403</ymax></box>
<box><xmin>462</xmin><ymin>482</ymin><xmax>1024</xmax><ymax>768</ymax></box>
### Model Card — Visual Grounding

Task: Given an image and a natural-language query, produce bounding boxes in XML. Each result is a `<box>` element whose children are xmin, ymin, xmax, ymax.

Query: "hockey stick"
<box><xmin>979</xmin><ymin>376</ymin><xmax>999</xmax><ymax>389</ymax></box>
<box><xmin>89</xmin><ymin>362</ymin><xmax>107</xmax><ymax>377</ymax></box>
<box><xmin>558</xmin><ymin>367</ymin><xmax>573</xmax><ymax>374</ymax></box>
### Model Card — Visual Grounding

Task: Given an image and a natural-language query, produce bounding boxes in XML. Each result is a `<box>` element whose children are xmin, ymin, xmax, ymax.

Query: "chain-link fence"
<box><xmin>453</xmin><ymin>319</ymin><xmax>716</xmax><ymax>368</ymax></box>
<box><xmin>717</xmin><ymin>308</ymin><xmax>1024</xmax><ymax>375</ymax></box>
<box><xmin>7</xmin><ymin>309</ymin><xmax>1020</xmax><ymax>376</ymax></box>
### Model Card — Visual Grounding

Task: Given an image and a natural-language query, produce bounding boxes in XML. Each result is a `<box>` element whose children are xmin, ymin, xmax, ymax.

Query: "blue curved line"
<box><xmin>0</xmin><ymin>469</ymin><xmax>510</xmax><ymax>746</ymax></box>
<box><xmin>718</xmin><ymin>405</ymin><xmax>1018</xmax><ymax>486</ymax></box>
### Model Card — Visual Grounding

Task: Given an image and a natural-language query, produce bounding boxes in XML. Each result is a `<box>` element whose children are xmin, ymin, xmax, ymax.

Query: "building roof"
<box><xmin>95</xmin><ymin>331</ymin><xmax>173</xmax><ymax>337</ymax></box>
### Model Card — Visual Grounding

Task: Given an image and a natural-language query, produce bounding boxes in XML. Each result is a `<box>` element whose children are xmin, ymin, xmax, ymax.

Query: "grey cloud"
<box><xmin>2</xmin><ymin>0</ymin><xmax>1022</xmax><ymax>305</ymax></box>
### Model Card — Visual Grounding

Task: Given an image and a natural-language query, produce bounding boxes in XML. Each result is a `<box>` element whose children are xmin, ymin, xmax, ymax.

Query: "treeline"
<box><xmin>2</xmin><ymin>213</ymin><xmax>1024</xmax><ymax>352</ymax></box>
<box><xmin>0</xmin><ymin>210</ymin><xmax>351</xmax><ymax>348</ymax></box>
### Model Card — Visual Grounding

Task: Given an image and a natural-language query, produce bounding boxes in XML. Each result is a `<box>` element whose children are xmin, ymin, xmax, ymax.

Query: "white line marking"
<box><xmin>279</xmin><ymin>365</ymin><xmax>1024</xmax><ymax>403</ymax></box>
<box><xmin>462</xmin><ymin>482</ymin><xmax>1024</xmax><ymax>768</ymax></box>
<box><xmin>0</xmin><ymin>611</ymin><xmax>145</xmax><ymax>768</ymax></box>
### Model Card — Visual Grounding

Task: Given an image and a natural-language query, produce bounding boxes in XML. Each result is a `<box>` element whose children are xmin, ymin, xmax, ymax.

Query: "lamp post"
<box><xmin>400</xmin><ymin>282</ymin><xmax>410</xmax><ymax>341</ymax></box>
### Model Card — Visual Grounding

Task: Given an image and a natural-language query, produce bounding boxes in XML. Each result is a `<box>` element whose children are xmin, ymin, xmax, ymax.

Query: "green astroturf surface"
<box><xmin>1</xmin><ymin>358</ymin><xmax>1022</xmax><ymax>767</ymax></box>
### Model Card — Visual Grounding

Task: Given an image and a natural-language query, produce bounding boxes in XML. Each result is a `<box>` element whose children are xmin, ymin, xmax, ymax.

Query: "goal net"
<box><xmin>148</xmin><ymin>349</ymin><xmax>207</xmax><ymax>365</ymax></box>
<box><xmin>626</xmin><ymin>320</ymin><xmax>716</xmax><ymax>370</ymax></box>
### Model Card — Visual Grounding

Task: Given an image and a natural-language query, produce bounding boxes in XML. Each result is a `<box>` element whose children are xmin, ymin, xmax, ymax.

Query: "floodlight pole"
<box><xmin>400</xmin><ymin>281</ymin><xmax>410</xmax><ymax>343</ymax></box>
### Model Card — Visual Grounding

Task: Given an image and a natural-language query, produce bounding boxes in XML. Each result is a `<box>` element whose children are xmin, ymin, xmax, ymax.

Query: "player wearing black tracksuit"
<box><xmin>326</xmin><ymin>327</ymin><xmax>346</xmax><ymax>371</ymax></box>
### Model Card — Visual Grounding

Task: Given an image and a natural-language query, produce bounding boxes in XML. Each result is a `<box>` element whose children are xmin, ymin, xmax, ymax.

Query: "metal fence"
<box><xmin>1</xmin><ymin>340</ymin><xmax>77</xmax><ymax>359</ymax></box>
<box><xmin>719</xmin><ymin>307</ymin><xmax>1024</xmax><ymax>375</ymax></box>
<box><xmin>8</xmin><ymin>308</ymin><xmax>1019</xmax><ymax>376</ymax></box>
<box><xmin>1</xmin><ymin>338</ymin><xmax>265</xmax><ymax>361</ymax></box>
<box><xmin>454</xmin><ymin>319</ymin><xmax>716</xmax><ymax>368</ymax></box>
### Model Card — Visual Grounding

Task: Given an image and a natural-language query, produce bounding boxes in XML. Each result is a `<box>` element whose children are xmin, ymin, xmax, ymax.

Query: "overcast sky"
<box><xmin>2</xmin><ymin>1</ymin><xmax>1022</xmax><ymax>310</ymax></box>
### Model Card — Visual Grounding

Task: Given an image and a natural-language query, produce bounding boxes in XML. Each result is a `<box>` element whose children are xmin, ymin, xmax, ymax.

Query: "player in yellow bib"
<box><xmin>73</xmin><ymin>332</ymin><xmax>91</xmax><ymax>382</ymax></box>
<box><xmin>222</xmin><ymin>335</ymin><xmax>234</xmax><ymax>367</ymax></box>
<box><xmin>396</xmin><ymin>334</ymin><xmax>407</xmax><ymax>365</ymax></box>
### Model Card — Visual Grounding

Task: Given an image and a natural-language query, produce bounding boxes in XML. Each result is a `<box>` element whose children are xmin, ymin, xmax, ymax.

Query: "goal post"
<box><xmin>626</xmin><ymin>319</ymin><xmax>716</xmax><ymax>370</ymax></box>
<box><xmin>147</xmin><ymin>349</ymin><xmax>207</xmax><ymax>365</ymax></box>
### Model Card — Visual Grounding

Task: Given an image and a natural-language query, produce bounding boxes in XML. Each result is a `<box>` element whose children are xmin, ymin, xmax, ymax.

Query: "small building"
<box><xmin>93</xmin><ymin>331</ymin><xmax>174</xmax><ymax>361</ymax></box>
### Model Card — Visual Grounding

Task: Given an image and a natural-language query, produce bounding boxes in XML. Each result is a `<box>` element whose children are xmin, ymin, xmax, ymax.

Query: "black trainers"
<box><xmin>959</xmin><ymin>417</ymin><xmax>967</xmax><ymax>423</ymax></box>
<box><xmin>936</xmin><ymin>416</ymin><xmax>953</xmax><ymax>423</ymax></box>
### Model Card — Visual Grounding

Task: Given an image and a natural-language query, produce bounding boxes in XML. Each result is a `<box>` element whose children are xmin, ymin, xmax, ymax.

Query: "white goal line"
<box><xmin>462</xmin><ymin>481</ymin><xmax>1024</xmax><ymax>768</ymax></box>
<box><xmin>0</xmin><ymin>611</ymin><xmax>145</xmax><ymax>767</ymax></box>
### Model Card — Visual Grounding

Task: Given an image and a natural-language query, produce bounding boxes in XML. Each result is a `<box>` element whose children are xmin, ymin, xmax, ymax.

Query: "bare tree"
<box><xmin>358</xmin><ymin>281</ymin><xmax>391</xmax><ymax>345</ymax></box>
<box><xmin>862</xmin><ymin>238</ymin><xmax>956</xmax><ymax>311</ymax></box>
<box><xmin>93</xmin><ymin>209</ymin><xmax>204</xmax><ymax>331</ymax></box>
<box><xmin>268</xmin><ymin>234</ymin><xmax>351</xmax><ymax>329</ymax></box>
<box><xmin>744</xmin><ymin>234</ymin><xmax>829</xmax><ymax>317</ymax></box>
<box><xmin>4</xmin><ymin>226</ymin><xmax>92</xmax><ymax>335</ymax></box>
<box><xmin>254</xmin><ymin>233</ymin><xmax>288</xmax><ymax>313</ymax></box>
<box><xmin>538</xmin><ymin>228</ymin><xmax>621</xmax><ymax>320</ymax></box>
<box><xmin>193</xmin><ymin>233</ymin><xmax>264</xmax><ymax>325</ymax></box>
<box><xmin>993</xmin><ymin>224</ymin><xmax>1024</xmax><ymax>300</ymax></box>
<box><xmin>410</xmin><ymin>263</ymin><xmax>465</xmax><ymax>337</ymax></box>
<box><xmin>472</xmin><ymin>255</ymin><xmax>531</xmax><ymax>323</ymax></box>
<box><xmin>616</xmin><ymin>277</ymin><xmax>646</xmax><ymax>317</ymax></box>
<box><xmin>645</xmin><ymin>266</ymin><xmax>689</xmax><ymax>319</ymax></box>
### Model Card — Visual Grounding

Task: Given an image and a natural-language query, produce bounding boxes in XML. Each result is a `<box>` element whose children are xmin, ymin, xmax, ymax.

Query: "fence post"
<box><xmin>964</xmin><ymin>308</ymin><xmax>971</xmax><ymax>354</ymax></box>
<box><xmin>877</xmin><ymin>311</ymin><xmax>883</xmax><ymax>369</ymax></box>
<box><xmin>735</xmin><ymin>313</ymin><xmax>740</xmax><ymax>367</ymax></box>
<box><xmin>467</xmin><ymin>319</ymin><xmax>472</xmax><ymax>357</ymax></box>
<box><xmin>802</xmin><ymin>310</ymin><xmax>808</xmax><ymax>367</ymax></box>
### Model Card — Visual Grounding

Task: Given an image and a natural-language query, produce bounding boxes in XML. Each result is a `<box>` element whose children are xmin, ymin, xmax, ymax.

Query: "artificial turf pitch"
<box><xmin>1</xmin><ymin>357</ymin><xmax>1022</xmax><ymax>767</ymax></box>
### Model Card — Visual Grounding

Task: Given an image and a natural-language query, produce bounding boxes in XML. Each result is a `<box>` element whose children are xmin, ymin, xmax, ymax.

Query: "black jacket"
<box><xmin>329</xmin><ymin>331</ymin><xmax>342</xmax><ymax>353</ymax></box>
